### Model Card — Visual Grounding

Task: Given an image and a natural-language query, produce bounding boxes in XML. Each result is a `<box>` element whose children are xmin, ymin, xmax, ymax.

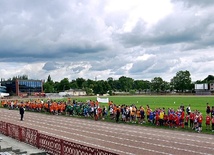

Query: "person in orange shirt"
<box><xmin>146</xmin><ymin>105</ymin><xmax>151</xmax><ymax>123</ymax></box>
<box><xmin>61</xmin><ymin>102</ymin><xmax>66</xmax><ymax>113</ymax></box>
<box><xmin>131</xmin><ymin>105</ymin><xmax>137</xmax><ymax>123</ymax></box>
<box><xmin>97</xmin><ymin>106</ymin><xmax>102</xmax><ymax>119</ymax></box>
<box><xmin>136</xmin><ymin>108</ymin><xmax>141</xmax><ymax>124</ymax></box>
<box><xmin>32</xmin><ymin>102</ymin><xmax>36</xmax><ymax>111</ymax></box>
<box><xmin>44</xmin><ymin>102</ymin><xmax>49</xmax><ymax>112</ymax></box>
<box><xmin>180</xmin><ymin>110</ymin><xmax>185</xmax><ymax>128</ymax></box>
<box><xmin>108</xmin><ymin>101</ymin><xmax>113</xmax><ymax>110</ymax></box>
<box><xmin>38</xmin><ymin>102</ymin><xmax>42</xmax><ymax>112</ymax></box>
<box><xmin>90</xmin><ymin>100</ymin><xmax>94</xmax><ymax>107</ymax></box>
<box><xmin>113</xmin><ymin>105</ymin><xmax>117</xmax><ymax>120</ymax></box>
<box><xmin>95</xmin><ymin>100</ymin><xmax>99</xmax><ymax>107</ymax></box>
<box><xmin>2</xmin><ymin>100</ymin><xmax>6</xmax><ymax>108</ymax></box>
<box><xmin>53</xmin><ymin>102</ymin><xmax>58</xmax><ymax>115</ymax></box>
<box><xmin>58</xmin><ymin>103</ymin><xmax>62</xmax><ymax>114</ymax></box>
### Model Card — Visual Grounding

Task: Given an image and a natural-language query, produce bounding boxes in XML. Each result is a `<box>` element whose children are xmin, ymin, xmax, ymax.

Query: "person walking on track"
<box><xmin>19</xmin><ymin>105</ymin><xmax>25</xmax><ymax>121</ymax></box>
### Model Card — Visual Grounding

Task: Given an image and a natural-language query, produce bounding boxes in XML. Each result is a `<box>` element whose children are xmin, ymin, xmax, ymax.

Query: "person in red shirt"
<box><xmin>205</xmin><ymin>114</ymin><xmax>211</xmax><ymax>130</ymax></box>
<box><xmin>197</xmin><ymin>113</ymin><xmax>203</xmax><ymax>133</ymax></box>
<box><xmin>180</xmin><ymin>110</ymin><xmax>185</xmax><ymax>128</ymax></box>
<box><xmin>163</xmin><ymin>113</ymin><xmax>168</xmax><ymax>126</ymax></box>
<box><xmin>212</xmin><ymin>115</ymin><xmax>214</xmax><ymax>132</ymax></box>
<box><xmin>184</xmin><ymin>114</ymin><xmax>189</xmax><ymax>128</ymax></box>
<box><xmin>155</xmin><ymin>110</ymin><xmax>160</xmax><ymax>126</ymax></box>
<box><xmin>189</xmin><ymin>112</ymin><xmax>195</xmax><ymax>129</ymax></box>
<box><xmin>169</xmin><ymin>112</ymin><xmax>174</xmax><ymax>128</ymax></box>
<box><xmin>173</xmin><ymin>114</ymin><xmax>179</xmax><ymax>128</ymax></box>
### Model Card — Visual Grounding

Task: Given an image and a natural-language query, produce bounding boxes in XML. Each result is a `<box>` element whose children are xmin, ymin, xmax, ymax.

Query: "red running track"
<box><xmin>0</xmin><ymin>108</ymin><xmax>213</xmax><ymax>155</ymax></box>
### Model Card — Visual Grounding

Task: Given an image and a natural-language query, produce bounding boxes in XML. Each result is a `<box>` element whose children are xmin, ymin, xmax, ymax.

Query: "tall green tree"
<box><xmin>134</xmin><ymin>80</ymin><xmax>144</xmax><ymax>94</ymax></box>
<box><xmin>171</xmin><ymin>70</ymin><xmax>192</xmax><ymax>92</ymax></box>
<box><xmin>76</xmin><ymin>78</ymin><xmax>86</xmax><ymax>88</ymax></box>
<box><xmin>43</xmin><ymin>75</ymin><xmax>55</xmax><ymax>93</ymax></box>
<box><xmin>107</xmin><ymin>77</ymin><xmax>114</xmax><ymax>91</ymax></box>
<box><xmin>151</xmin><ymin>77</ymin><xmax>164</xmax><ymax>93</ymax></box>
<box><xmin>203</xmin><ymin>75</ymin><xmax>214</xmax><ymax>83</ymax></box>
<box><xmin>70</xmin><ymin>80</ymin><xmax>78</xmax><ymax>89</ymax></box>
<box><xmin>59</xmin><ymin>78</ymin><xmax>70</xmax><ymax>91</ymax></box>
<box><xmin>118</xmin><ymin>76</ymin><xmax>134</xmax><ymax>92</ymax></box>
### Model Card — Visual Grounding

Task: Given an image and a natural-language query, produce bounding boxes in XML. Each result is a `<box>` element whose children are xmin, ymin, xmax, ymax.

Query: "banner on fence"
<box><xmin>97</xmin><ymin>97</ymin><xmax>109</xmax><ymax>103</ymax></box>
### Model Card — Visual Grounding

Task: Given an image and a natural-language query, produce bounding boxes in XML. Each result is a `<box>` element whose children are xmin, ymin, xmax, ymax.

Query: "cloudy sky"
<box><xmin>0</xmin><ymin>0</ymin><xmax>214</xmax><ymax>82</ymax></box>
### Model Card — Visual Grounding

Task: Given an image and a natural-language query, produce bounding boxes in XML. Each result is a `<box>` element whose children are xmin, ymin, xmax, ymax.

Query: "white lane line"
<box><xmin>1</xmin><ymin>110</ymin><xmax>214</xmax><ymax>153</ymax></box>
<box><xmin>23</xmin><ymin>113</ymin><xmax>214</xmax><ymax>146</ymax></box>
<box><xmin>2</xmin><ymin>114</ymin><xmax>212</xmax><ymax>155</ymax></box>
<box><xmin>27</xmin><ymin>115</ymin><xmax>214</xmax><ymax>153</ymax></box>
<box><xmin>51</xmin><ymin>120</ymin><xmax>214</xmax><ymax>151</ymax></box>
<box><xmin>26</xmin><ymin>118</ymin><xmax>213</xmax><ymax>155</ymax></box>
<box><xmin>79</xmin><ymin>120</ymin><xmax>213</xmax><ymax>140</ymax></box>
<box><xmin>2</xmin><ymin>110</ymin><xmax>214</xmax><ymax>145</ymax></box>
<box><xmin>25</xmin><ymin>110</ymin><xmax>214</xmax><ymax>140</ymax></box>
<box><xmin>2</xmin><ymin>111</ymin><xmax>214</xmax><ymax>154</ymax></box>
<box><xmin>3</xmin><ymin>117</ymin><xmax>172</xmax><ymax>155</ymax></box>
<box><xmin>1</xmin><ymin>117</ymin><xmax>131</xmax><ymax>155</ymax></box>
<box><xmin>2</xmin><ymin>109</ymin><xmax>212</xmax><ymax>140</ymax></box>
<box><xmin>63</xmin><ymin>120</ymin><xmax>214</xmax><ymax>144</ymax></box>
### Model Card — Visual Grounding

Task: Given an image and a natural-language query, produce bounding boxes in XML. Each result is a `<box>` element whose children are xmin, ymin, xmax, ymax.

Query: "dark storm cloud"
<box><xmin>171</xmin><ymin>0</ymin><xmax>214</xmax><ymax>7</ymax></box>
<box><xmin>0</xmin><ymin>0</ymin><xmax>111</xmax><ymax>62</ymax></box>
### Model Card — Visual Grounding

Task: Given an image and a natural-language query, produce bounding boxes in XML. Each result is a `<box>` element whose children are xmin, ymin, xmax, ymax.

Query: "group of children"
<box><xmin>1</xmin><ymin>99</ymin><xmax>214</xmax><ymax>132</ymax></box>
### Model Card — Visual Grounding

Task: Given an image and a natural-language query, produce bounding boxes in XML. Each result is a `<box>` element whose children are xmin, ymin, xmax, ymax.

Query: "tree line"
<box><xmin>4</xmin><ymin>71</ymin><xmax>214</xmax><ymax>95</ymax></box>
<box><xmin>42</xmin><ymin>70</ymin><xmax>214</xmax><ymax>95</ymax></box>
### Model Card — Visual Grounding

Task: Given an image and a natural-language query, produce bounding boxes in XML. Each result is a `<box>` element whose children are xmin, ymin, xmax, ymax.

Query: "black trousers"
<box><xmin>20</xmin><ymin>114</ymin><xmax>24</xmax><ymax>120</ymax></box>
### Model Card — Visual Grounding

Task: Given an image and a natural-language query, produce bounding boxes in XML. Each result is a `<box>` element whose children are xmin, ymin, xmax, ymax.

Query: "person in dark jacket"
<box><xmin>19</xmin><ymin>105</ymin><xmax>25</xmax><ymax>121</ymax></box>
<box><xmin>116</xmin><ymin>106</ymin><xmax>120</xmax><ymax>123</ymax></box>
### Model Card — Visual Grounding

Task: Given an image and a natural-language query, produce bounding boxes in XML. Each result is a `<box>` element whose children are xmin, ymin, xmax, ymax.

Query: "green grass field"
<box><xmin>76</xmin><ymin>95</ymin><xmax>213</xmax><ymax>113</ymax></box>
<box><xmin>73</xmin><ymin>95</ymin><xmax>214</xmax><ymax>134</ymax></box>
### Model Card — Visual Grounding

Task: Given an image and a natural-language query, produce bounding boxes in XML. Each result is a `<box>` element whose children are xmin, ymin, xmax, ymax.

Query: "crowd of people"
<box><xmin>1</xmin><ymin>99</ymin><xmax>214</xmax><ymax>132</ymax></box>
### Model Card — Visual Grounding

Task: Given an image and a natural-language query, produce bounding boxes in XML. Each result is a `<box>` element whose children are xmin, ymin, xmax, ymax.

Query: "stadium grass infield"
<box><xmin>72</xmin><ymin>95</ymin><xmax>214</xmax><ymax>134</ymax></box>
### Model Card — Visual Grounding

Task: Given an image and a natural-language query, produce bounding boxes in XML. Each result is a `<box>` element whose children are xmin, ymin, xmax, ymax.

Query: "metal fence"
<box><xmin>0</xmin><ymin>121</ymin><xmax>117</xmax><ymax>155</ymax></box>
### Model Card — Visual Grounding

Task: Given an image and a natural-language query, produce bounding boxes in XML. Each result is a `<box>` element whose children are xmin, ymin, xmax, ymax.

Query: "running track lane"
<box><xmin>0</xmin><ymin>109</ymin><xmax>213</xmax><ymax>155</ymax></box>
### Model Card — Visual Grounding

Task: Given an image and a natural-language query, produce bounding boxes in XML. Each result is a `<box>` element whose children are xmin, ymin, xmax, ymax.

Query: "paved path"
<box><xmin>0</xmin><ymin>109</ymin><xmax>213</xmax><ymax>155</ymax></box>
<box><xmin>0</xmin><ymin>133</ymin><xmax>46</xmax><ymax>155</ymax></box>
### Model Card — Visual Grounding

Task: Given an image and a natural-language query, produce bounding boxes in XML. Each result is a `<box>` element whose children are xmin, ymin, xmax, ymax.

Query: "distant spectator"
<box><xmin>211</xmin><ymin>106</ymin><xmax>214</xmax><ymax>117</ymax></box>
<box><xmin>206</xmin><ymin>103</ymin><xmax>211</xmax><ymax>114</ymax></box>
<box><xmin>186</xmin><ymin>105</ymin><xmax>191</xmax><ymax>115</ymax></box>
